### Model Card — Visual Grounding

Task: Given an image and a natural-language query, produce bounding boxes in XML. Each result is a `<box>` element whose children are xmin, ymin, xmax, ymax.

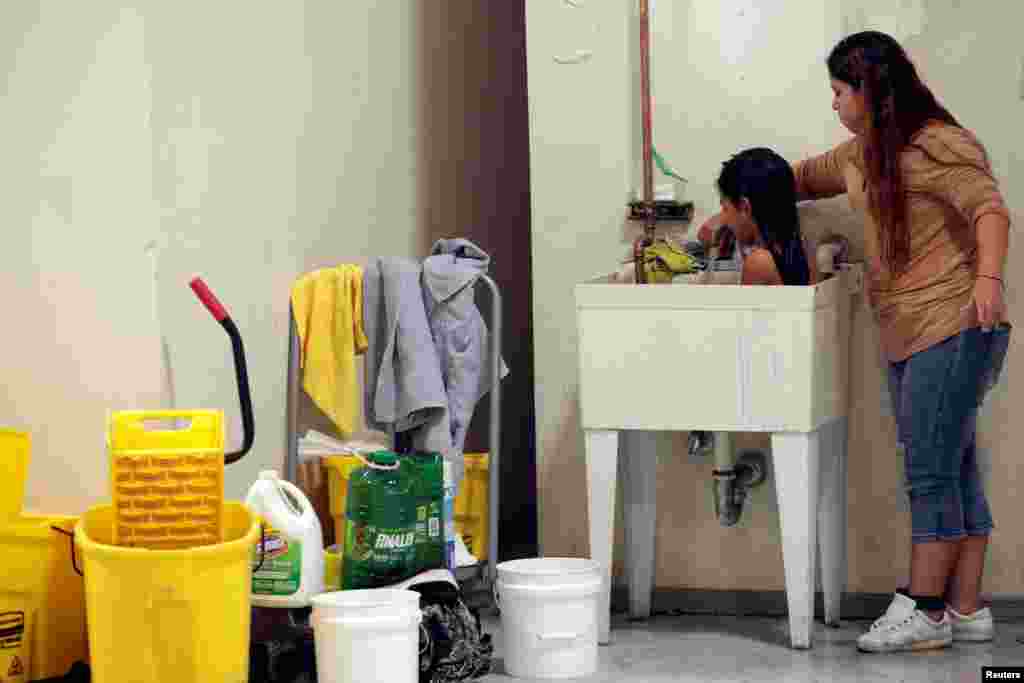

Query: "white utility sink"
<box><xmin>575</xmin><ymin>264</ymin><xmax>863</xmax><ymax>649</ymax></box>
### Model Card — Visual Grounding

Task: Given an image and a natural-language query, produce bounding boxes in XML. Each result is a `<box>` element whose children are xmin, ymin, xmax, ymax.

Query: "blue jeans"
<box><xmin>887</xmin><ymin>324</ymin><xmax>1011</xmax><ymax>544</ymax></box>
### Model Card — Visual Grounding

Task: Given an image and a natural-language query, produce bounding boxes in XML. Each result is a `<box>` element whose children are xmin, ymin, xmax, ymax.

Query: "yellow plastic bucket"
<box><xmin>323</xmin><ymin>544</ymin><xmax>342</xmax><ymax>592</ymax></box>
<box><xmin>0</xmin><ymin>430</ymin><xmax>30</xmax><ymax>521</ymax></box>
<box><xmin>76</xmin><ymin>501</ymin><xmax>258</xmax><ymax>683</ymax></box>
<box><xmin>454</xmin><ymin>453</ymin><xmax>490</xmax><ymax>561</ymax></box>
<box><xmin>0</xmin><ymin>514</ymin><xmax>88</xmax><ymax>681</ymax></box>
<box><xmin>322</xmin><ymin>454</ymin><xmax>365</xmax><ymax>548</ymax></box>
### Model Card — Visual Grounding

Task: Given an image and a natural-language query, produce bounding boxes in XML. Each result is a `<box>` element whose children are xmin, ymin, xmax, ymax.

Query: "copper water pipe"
<box><xmin>634</xmin><ymin>0</ymin><xmax>655</xmax><ymax>284</ymax></box>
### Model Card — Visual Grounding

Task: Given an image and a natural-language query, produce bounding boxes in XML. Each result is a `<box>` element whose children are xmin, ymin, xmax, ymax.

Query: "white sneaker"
<box><xmin>868</xmin><ymin>593</ymin><xmax>916</xmax><ymax>630</ymax></box>
<box><xmin>857</xmin><ymin>597</ymin><xmax>952</xmax><ymax>653</ymax></box>
<box><xmin>947</xmin><ymin>605</ymin><xmax>995</xmax><ymax>642</ymax></box>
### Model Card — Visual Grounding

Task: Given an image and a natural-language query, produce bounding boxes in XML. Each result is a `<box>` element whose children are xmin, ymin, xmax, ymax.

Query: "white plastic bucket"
<box><xmin>496</xmin><ymin>558</ymin><xmax>602</xmax><ymax>679</ymax></box>
<box><xmin>310</xmin><ymin>589</ymin><xmax>422</xmax><ymax>683</ymax></box>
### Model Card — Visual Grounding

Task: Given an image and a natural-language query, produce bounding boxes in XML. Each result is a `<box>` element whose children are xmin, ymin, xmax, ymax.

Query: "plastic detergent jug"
<box><xmin>402</xmin><ymin>452</ymin><xmax>445</xmax><ymax>572</ymax></box>
<box><xmin>342</xmin><ymin>451</ymin><xmax>442</xmax><ymax>589</ymax></box>
<box><xmin>246</xmin><ymin>470</ymin><xmax>324</xmax><ymax>608</ymax></box>
<box><xmin>443</xmin><ymin>460</ymin><xmax>456</xmax><ymax>570</ymax></box>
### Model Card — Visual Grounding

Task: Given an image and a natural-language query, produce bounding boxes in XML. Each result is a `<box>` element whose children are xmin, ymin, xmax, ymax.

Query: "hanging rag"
<box><xmin>362</xmin><ymin>257</ymin><xmax>453</xmax><ymax>462</ymax></box>
<box><xmin>643</xmin><ymin>240</ymin><xmax>698</xmax><ymax>283</ymax></box>
<box><xmin>290</xmin><ymin>265</ymin><xmax>368</xmax><ymax>436</ymax></box>
<box><xmin>422</xmin><ymin>239</ymin><xmax>509</xmax><ymax>485</ymax></box>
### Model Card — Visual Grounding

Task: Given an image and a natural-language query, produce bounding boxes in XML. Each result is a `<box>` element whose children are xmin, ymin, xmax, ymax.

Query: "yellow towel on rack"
<box><xmin>290</xmin><ymin>265</ymin><xmax>368</xmax><ymax>436</ymax></box>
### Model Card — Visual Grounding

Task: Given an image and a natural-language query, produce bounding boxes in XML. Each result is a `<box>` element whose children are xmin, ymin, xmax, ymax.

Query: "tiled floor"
<box><xmin>480</xmin><ymin>613</ymin><xmax>1024</xmax><ymax>683</ymax></box>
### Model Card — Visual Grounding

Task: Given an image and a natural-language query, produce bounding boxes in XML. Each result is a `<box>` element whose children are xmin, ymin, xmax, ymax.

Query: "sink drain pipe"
<box><xmin>711</xmin><ymin>432</ymin><xmax>744</xmax><ymax>527</ymax></box>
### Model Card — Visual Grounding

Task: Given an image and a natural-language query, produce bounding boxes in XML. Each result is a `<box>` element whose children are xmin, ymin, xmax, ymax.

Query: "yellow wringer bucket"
<box><xmin>78</xmin><ymin>277</ymin><xmax>259</xmax><ymax>683</ymax></box>
<box><xmin>106</xmin><ymin>276</ymin><xmax>255</xmax><ymax>551</ymax></box>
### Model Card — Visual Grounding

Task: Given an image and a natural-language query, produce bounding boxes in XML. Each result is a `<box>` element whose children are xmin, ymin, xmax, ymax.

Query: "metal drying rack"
<box><xmin>282</xmin><ymin>267</ymin><xmax>504</xmax><ymax>588</ymax></box>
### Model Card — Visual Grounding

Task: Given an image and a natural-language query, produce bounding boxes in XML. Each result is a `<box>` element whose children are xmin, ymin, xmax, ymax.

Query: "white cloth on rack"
<box><xmin>296</xmin><ymin>429</ymin><xmax>391</xmax><ymax>464</ymax></box>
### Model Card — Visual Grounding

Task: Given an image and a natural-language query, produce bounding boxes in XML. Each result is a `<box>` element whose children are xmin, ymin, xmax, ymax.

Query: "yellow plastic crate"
<box><xmin>454</xmin><ymin>453</ymin><xmax>490</xmax><ymax>561</ymax></box>
<box><xmin>108</xmin><ymin>410</ymin><xmax>225</xmax><ymax>549</ymax></box>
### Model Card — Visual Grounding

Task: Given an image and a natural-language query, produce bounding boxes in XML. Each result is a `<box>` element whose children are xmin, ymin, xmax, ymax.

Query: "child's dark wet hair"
<box><xmin>717</xmin><ymin>148</ymin><xmax>810</xmax><ymax>285</ymax></box>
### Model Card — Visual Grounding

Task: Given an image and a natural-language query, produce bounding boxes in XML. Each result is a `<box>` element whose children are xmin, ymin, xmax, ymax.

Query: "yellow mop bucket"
<box><xmin>0</xmin><ymin>430</ymin><xmax>88</xmax><ymax>682</ymax></box>
<box><xmin>76</xmin><ymin>501</ymin><xmax>259</xmax><ymax>683</ymax></box>
<box><xmin>0</xmin><ymin>515</ymin><xmax>88</xmax><ymax>682</ymax></box>
<box><xmin>0</xmin><ymin>429</ymin><xmax>29</xmax><ymax>520</ymax></box>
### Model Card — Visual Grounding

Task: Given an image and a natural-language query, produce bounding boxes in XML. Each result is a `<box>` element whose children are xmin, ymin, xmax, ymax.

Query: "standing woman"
<box><xmin>804</xmin><ymin>30</ymin><xmax>1013</xmax><ymax>654</ymax></box>
<box><xmin>703</xmin><ymin>30</ymin><xmax>1013</xmax><ymax>653</ymax></box>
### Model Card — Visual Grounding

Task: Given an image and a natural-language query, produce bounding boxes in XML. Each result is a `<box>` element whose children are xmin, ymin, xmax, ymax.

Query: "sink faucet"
<box><xmin>816</xmin><ymin>234</ymin><xmax>850</xmax><ymax>279</ymax></box>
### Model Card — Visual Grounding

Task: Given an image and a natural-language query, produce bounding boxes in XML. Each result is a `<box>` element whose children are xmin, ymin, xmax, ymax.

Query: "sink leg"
<box><xmin>622</xmin><ymin>430</ymin><xmax>658</xmax><ymax>622</ymax></box>
<box><xmin>771</xmin><ymin>428</ymin><xmax>821</xmax><ymax>650</ymax></box>
<box><xmin>818</xmin><ymin>417</ymin><xmax>848</xmax><ymax>627</ymax></box>
<box><xmin>585</xmin><ymin>429</ymin><xmax>619</xmax><ymax>645</ymax></box>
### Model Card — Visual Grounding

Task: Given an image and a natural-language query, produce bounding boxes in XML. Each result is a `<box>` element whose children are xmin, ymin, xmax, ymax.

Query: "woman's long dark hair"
<box><xmin>827</xmin><ymin>31</ymin><xmax>960</xmax><ymax>273</ymax></box>
<box><xmin>717</xmin><ymin>147</ymin><xmax>810</xmax><ymax>286</ymax></box>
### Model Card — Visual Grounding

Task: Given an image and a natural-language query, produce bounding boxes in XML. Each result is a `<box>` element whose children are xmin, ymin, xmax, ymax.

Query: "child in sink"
<box><xmin>701</xmin><ymin>147</ymin><xmax>817</xmax><ymax>286</ymax></box>
<box><xmin>688</xmin><ymin>149</ymin><xmax>820</xmax><ymax>498</ymax></box>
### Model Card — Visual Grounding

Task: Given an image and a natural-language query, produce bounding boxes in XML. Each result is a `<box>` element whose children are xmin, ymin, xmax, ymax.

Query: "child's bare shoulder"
<box><xmin>741</xmin><ymin>248</ymin><xmax>783</xmax><ymax>285</ymax></box>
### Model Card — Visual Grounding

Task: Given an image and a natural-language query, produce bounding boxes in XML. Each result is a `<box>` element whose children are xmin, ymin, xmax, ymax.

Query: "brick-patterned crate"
<box><xmin>108</xmin><ymin>410</ymin><xmax>225</xmax><ymax>549</ymax></box>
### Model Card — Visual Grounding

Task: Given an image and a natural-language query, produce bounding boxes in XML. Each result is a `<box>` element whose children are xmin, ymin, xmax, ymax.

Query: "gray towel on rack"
<box><xmin>422</xmin><ymin>239</ymin><xmax>509</xmax><ymax>474</ymax></box>
<box><xmin>362</xmin><ymin>257</ymin><xmax>452</xmax><ymax>466</ymax></box>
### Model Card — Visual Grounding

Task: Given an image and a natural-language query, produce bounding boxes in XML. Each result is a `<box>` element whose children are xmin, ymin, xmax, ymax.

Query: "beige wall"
<box><xmin>0</xmin><ymin>1</ymin><xmax>441</xmax><ymax>513</ymax></box>
<box><xmin>528</xmin><ymin>0</ymin><xmax>1024</xmax><ymax>594</ymax></box>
